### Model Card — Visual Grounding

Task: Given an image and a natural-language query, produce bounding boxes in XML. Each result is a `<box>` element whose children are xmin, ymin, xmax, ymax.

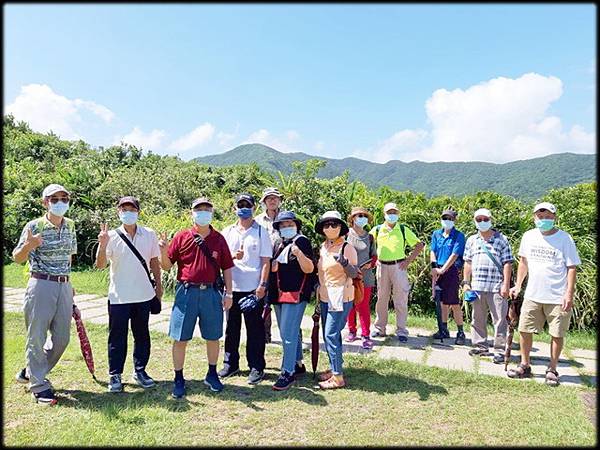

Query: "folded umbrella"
<box><xmin>504</xmin><ymin>296</ymin><xmax>523</xmax><ymax>371</ymax></box>
<box><xmin>262</xmin><ymin>303</ymin><xmax>272</xmax><ymax>344</ymax></box>
<box><xmin>310</xmin><ymin>302</ymin><xmax>321</xmax><ymax>379</ymax></box>
<box><xmin>72</xmin><ymin>308</ymin><xmax>96</xmax><ymax>381</ymax></box>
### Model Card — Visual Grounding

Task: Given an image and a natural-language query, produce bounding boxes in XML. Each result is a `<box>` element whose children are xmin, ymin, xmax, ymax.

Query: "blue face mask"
<box><xmin>475</xmin><ymin>220</ymin><xmax>492</xmax><ymax>232</ymax></box>
<box><xmin>354</xmin><ymin>217</ymin><xmax>368</xmax><ymax>228</ymax></box>
<box><xmin>441</xmin><ymin>220</ymin><xmax>455</xmax><ymax>230</ymax></box>
<box><xmin>535</xmin><ymin>218</ymin><xmax>555</xmax><ymax>232</ymax></box>
<box><xmin>279</xmin><ymin>226</ymin><xmax>297</xmax><ymax>240</ymax></box>
<box><xmin>49</xmin><ymin>201</ymin><xmax>69</xmax><ymax>217</ymax></box>
<box><xmin>236</xmin><ymin>207</ymin><xmax>253</xmax><ymax>219</ymax></box>
<box><xmin>119</xmin><ymin>211</ymin><xmax>138</xmax><ymax>225</ymax></box>
<box><xmin>193</xmin><ymin>210</ymin><xmax>212</xmax><ymax>226</ymax></box>
<box><xmin>385</xmin><ymin>213</ymin><xmax>398</xmax><ymax>224</ymax></box>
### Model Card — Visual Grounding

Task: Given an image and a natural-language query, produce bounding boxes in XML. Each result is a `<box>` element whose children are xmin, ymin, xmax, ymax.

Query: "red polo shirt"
<box><xmin>167</xmin><ymin>226</ymin><xmax>234</xmax><ymax>283</ymax></box>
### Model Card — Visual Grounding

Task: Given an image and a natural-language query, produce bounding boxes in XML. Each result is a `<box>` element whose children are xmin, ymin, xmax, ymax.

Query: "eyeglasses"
<box><xmin>536</xmin><ymin>208</ymin><xmax>550</xmax><ymax>213</ymax></box>
<box><xmin>355</xmin><ymin>214</ymin><xmax>368</xmax><ymax>218</ymax></box>
<box><xmin>475</xmin><ymin>217</ymin><xmax>490</xmax><ymax>223</ymax></box>
<box><xmin>441</xmin><ymin>216</ymin><xmax>453</xmax><ymax>220</ymax></box>
<box><xmin>237</xmin><ymin>202</ymin><xmax>252</xmax><ymax>209</ymax></box>
<box><xmin>323</xmin><ymin>222</ymin><xmax>340</xmax><ymax>229</ymax></box>
<box><xmin>48</xmin><ymin>196</ymin><xmax>70</xmax><ymax>204</ymax></box>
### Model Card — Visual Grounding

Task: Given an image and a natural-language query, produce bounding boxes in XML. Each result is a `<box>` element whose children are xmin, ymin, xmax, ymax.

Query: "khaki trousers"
<box><xmin>470</xmin><ymin>291</ymin><xmax>508</xmax><ymax>349</ymax></box>
<box><xmin>374</xmin><ymin>262</ymin><xmax>410</xmax><ymax>337</ymax></box>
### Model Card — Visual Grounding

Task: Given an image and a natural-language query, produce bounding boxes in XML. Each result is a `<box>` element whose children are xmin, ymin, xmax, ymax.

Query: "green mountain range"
<box><xmin>194</xmin><ymin>144</ymin><xmax>596</xmax><ymax>199</ymax></box>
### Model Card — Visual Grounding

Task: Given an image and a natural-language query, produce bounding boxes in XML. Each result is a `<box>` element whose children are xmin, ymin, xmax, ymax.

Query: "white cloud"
<box><xmin>5</xmin><ymin>83</ymin><xmax>115</xmax><ymax>140</ymax></box>
<box><xmin>243</xmin><ymin>129</ymin><xmax>299</xmax><ymax>153</ymax></box>
<box><xmin>113</xmin><ymin>127</ymin><xmax>167</xmax><ymax>151</ymax></box>
<box><xmin>168</xmin><ymin>123</ymin><xmax>215</xmax><ymax>152</ymax></box>
<box><xmin>358</xmin><ymin>73</ymin><xmax>596</xmax><ymax>163</ymax></box>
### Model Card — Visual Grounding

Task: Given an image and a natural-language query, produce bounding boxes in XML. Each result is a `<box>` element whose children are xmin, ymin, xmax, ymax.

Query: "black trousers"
<box><xmin>108</xmin><ymin>299</ymin><xmax>152</xmax><ymax>375</ymax></box>
<box><xmin>223</xmin><ymin>291</ymin><xmax>266</xmax><ymax>371</ymax></box>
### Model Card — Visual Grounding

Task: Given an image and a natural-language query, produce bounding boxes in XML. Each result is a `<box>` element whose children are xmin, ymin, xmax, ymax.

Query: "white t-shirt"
<box><xmin>221</xmin><ymin>221</ymin><xmax>273</xmax><ymax>292</ymax></box>
<box><xmin>105</xmin><ymin>225</ymin><xmax>160</xmax><ymax>304</ymax></box>
<box><xmin>518</xmin><ymin>228</ymin><xmax>581</xmax><ymax>304</ymax></box>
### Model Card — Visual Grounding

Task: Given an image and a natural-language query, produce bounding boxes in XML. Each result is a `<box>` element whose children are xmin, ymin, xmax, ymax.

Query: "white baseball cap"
<box><xmin>42</xmin><ymin>184</ymin><xmax>70</xmax><ymax>198</ymax></box>
<box><xmin>384</xmin><ymin>202</ymin><xmax>398</xmax><ymax>213</ymax></box>
<box><xmin>533</xmin><ymin>202</ymin><xmax>557</xmax><ymax>214</ymax></box>
<box><xmin>473</xmin><ymin>208</ymin><xmax>492</xmax><ymax>219</ymax></box>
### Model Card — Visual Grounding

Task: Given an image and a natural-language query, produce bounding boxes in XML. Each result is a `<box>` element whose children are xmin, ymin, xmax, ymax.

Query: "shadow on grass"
<box><xmin>54</xmin><ymin>375</ymin><xmax>329</xmax><ymax>415</ymax></box>
<box><xmin>342</xmin><ymin>367</ymin><xmax>449</xmax><ymax>400</ymax></box>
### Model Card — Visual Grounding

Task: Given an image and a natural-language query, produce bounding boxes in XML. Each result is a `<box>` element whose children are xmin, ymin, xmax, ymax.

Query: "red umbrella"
<box><xmin>72</xmin><ymin>307</ymin><xmax>96</xmax><ymax>380</ymax></box>
<box><xmin>310</xmin><ymin>302</ymin><xmax>321</xmax><ymax>379</ymax></box>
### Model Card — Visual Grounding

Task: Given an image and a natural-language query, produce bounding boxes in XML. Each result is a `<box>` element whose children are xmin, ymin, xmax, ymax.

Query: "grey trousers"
<box><xmin>22</xmin><ymin>278</ymin><xmax>73</xmax><ymax>394</ymax></box>
<box><xmin>470</xmin><ymin>291</ymin><xmax>508</xmax><ymax>349</ymax></box>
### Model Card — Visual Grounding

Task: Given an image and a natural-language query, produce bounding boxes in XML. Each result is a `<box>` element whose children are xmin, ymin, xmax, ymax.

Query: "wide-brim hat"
<box><xmin>347</xmin><ymin>206</ymin><xmax>373</xmax><ymax>224</ymax></box>
<box><xmin>273</xmin><ymin>210</ymin><xmax>302</xmax><ymax>231</ymax></box>
<box><xmin>315</xmin><ymin>210</ymin><xmax>349</xmax><ymax>236</ymax></box>
<box><xmin>259</xmin><ymin>187</ymin><xmax>283</xmax><ymax>203</ymax></box>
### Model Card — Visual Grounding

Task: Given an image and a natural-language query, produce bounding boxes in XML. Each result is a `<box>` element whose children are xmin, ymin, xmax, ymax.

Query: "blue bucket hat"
<box><xmin>273</xmin><ymin>210</ymin><xmax>302</xmax><ymax>231</ymax></box>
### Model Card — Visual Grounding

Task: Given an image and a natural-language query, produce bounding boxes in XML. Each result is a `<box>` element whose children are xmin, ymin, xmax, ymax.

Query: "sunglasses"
<box><xmin>323</xmin><ymin>222</ymin><xmax>340</xmax><ymax>229</ymax></box>
<box><xmin>475</xmin><ymin>217</ymin><xmax>490</xmax><ymax>223</ymax></box>
<box><xmin>441</xmin><ymin>216</ymin><xmax>454</xmax><ymax>220</ymax></box>
<box><xmin>237</xmin><ymin>202</ymin><xmax>252</xmax><ymax>208</ymax></box>
<box><xmin>48</xmin><ymin>196</ymin><xmax>70</xmax><ymax>204</ymax></box>
<box><xmin>355</xmin><ymin>214</ymin><xmax>368</xmax><ymax>218</ymax></box>
<box><xmin>536</xmin><ymin>208</ymin><xmax>550</xmax><ymax>213</ymax></box>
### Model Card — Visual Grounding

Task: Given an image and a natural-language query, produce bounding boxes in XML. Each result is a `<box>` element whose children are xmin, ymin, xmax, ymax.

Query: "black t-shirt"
<box><xmin>267</xmin><ymin>235</ymin><xmax>316</xmax><ymax>304</ymax></box>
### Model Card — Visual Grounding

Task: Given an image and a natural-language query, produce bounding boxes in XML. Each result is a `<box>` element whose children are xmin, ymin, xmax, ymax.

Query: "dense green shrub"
<box><xmin>3</xmin><ymin>115</ymin><xmax>596</xmax><ymax>330</ymax></box>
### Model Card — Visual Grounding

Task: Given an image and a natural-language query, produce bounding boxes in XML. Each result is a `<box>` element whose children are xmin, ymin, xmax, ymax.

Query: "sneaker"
<box><xmin>172</xmin><ymin>378</ymin><xmax>186</xmax><ymax>398</ymax></box>
<box><xmin>16</xmin><ymin>367</ymin><xmax>29</xmax><ymax>384</ymax></box>
<box><xmin>431</xmin><ymin>329</ymin><xmax>450</xmax><ymax>340</ymax></box>
<box><xmin>370</xmin><ymin>330</ymin><xmax>386</xmax><ymax>338</ymax></box>
<box><xmin>397</xmin><ymin>335</ymin><xmax>408</xmax><ymax>343</ymax></box>
<box><xmin>455</xmin><ymin>331</ymin><xmax>466</xmax><ymax>346</ymax></box>
<box><xmin>247</xmin><ymin>368</ymin><xmax>265</xmax><ymax>385</ymax></box>
<box><xmin>32</xmin><ymin>388</ymin><xmax>57</xmax><ymax>406</ymax></box>
<box><xmin>294</xmin><ymin>362</ymin><xmax>307</xmax><ymax>376</ymax></box>
<box><xmin>217</xmin><ymin>364</ymin><xmax>240</xmax><ymax>379</ymax></box>
<box><xmin>345</xmin><ymin>332</ymin><xmax>358</xmax><ymax>342</ymax></box>
<box><xmin>272</xmin><ymin>371</ymin><xmax>296</xmax><ymax>391</ymax></box>
<box><xmin>492</xmin><ymin>353</ymin><xmax>506</xmax><ymax>364</ymax></box>
<box><xmin>204</xmin><ymin>373</ymin><xmax>224</xmax><ymax>392</ymax></box>
<box><xmin>132</xmin><ymin>370</ymin><xmax>156</xmax><ymax>389</ymax></box>
<box><xmin>361</xmin><ymin>337</ymin><xmax>374</xmax><ymax>350</ymax></box>
<box><xmin>108</xmin><ymin>374</ymin><xmax>123</xmax><ymax>393</ymax></box>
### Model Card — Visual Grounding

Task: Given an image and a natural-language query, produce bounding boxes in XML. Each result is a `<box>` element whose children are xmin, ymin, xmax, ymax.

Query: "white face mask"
<box><xmin>475</xmin><ymin>219</ymin><xmax>492</xmax><ymax>231</ymax></box>
<box><xmin>441</xmin><ymin>219</ymin><xmax>454</xmax><ymax>230</ymax></box>
<box><xmin>354</xmin><ymin>217</ymin><xmax>368</xmax><ymax>228</ymax></box>
<box><xmin>119</xmin><ymin>211</ymin><xmax>138</xmax><ymax>225</ymax></box>
<box><xmin>385</xmin><ymin>213</ymin><xmax>398</xmax><ymax>224</ymax></box>
<box><xmin>49</xmin><ymin>201</ymin><xmax>69</xmax><ymax>217</ymax></box>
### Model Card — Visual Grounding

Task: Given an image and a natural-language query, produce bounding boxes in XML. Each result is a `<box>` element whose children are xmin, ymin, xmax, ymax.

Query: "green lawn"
<box><xmin>4</xmin><ymin>262</ymin><xmax>596</xmax><ymax>351</ymax></box>
<box><xmin>3</xmin><ymin>311</ymin><xmax>595</xmax><ymax>446</ymax></box>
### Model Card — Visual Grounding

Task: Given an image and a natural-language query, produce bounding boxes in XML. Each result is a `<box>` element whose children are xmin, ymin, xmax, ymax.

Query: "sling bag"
<box><xmin>115</xmin><ymin>229</ymin><xmax>161</xmax><ymax>314</ymax></box>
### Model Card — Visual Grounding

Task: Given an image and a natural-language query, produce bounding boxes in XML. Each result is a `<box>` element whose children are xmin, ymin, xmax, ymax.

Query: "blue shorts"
<box><xmin>169</xmin><ymin>282</ymin><xmax>224</xmax><ymax>341</ymax></box>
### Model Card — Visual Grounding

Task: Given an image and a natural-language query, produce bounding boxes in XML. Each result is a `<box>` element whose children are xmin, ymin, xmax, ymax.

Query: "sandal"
<box><xmin>469</xmin><ymin>346</ymin><xmax>492</xmax><ymax>357</ymax></box>
<box><xmin>317</xmin><ymin>370</ymin><xmax>333</xmax><ymax>382</ymax></box>
<box><xmin>507</xmin><ymin>363</ymin><xmax>532</xmax><ymax>379</ymax></box>
<box><xmin>318</xmin><ymin>375</ymin><xmax>346</xmax><ymax>389</ymax></box>
<box><xmin>545</xmin><ymin>368</ymin><xmax>560</xmax><ymax>386</ymax></box>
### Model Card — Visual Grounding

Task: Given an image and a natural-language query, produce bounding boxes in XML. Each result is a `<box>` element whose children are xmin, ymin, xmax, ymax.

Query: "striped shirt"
<box><xmin>15</xmin><ymin>216</ymin><xmax>77</xmax><ymax>276</ymax></box>
<box><xmin>463</xmin><ymin>230</ymin><xmax>513</xmax><ymax>293</ymax></box>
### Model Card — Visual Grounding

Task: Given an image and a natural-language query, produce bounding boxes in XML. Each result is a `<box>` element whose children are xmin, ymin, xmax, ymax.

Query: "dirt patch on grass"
<box><xmin>581</xmin><ymin>390</ymin><xmax>596</xmax><ymax>429</ymax></box>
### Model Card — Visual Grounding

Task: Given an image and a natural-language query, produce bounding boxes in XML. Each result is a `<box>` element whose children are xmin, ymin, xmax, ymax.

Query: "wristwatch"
<box><xmin>260</xmin><ymin>281</ymin><xmax>268</xmax><ymax>288</ymax></box>
<box><xmin>461</xmin><ymin>280</ymin><xmax>471</xmax><ymax>286</ymax></box>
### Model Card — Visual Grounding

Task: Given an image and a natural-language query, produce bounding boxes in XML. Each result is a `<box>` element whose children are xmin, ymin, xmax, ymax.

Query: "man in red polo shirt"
<box><xmin>159</xmin><ymin>197</ymin><xmax>234</xmax><ymax>398</ymax></box>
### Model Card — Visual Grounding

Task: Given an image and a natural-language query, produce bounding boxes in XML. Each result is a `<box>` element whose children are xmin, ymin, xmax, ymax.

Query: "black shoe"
<box><xmin>397</xmin><ymin>335</ymin><xmax>408</xmax><ymax>343</ymax></box>
<box><xmin>247</xmin><ymin>368</ymin><xmax>265</xmax><ymax>385</ymax></box>
<box><xmin>32</xmin><ymin>389</ymin><xmax>57</xmax><ymax>406</ymax></box>
<box><xmin>15</xmin><ymin>367</ymin><xmax>29</xmax><ymax>384</ymax></box>
<box><xmin>217</xmin><ymin>364</ymin><xmax>240</xmax><ymax>379</ymax></box>
<box><xmin>455</xmin><ymin>331</ymin><xmax>466</xmax><ymax>345</ymax></box>
<box><xmin>294</xmin><ymin>363</ymin><xmax>307</xmax><ymax>376</ymax></box>
<box><xmin>273</xmin><ymin>371</ymin><xmax>296</xmax><ymax>391</ymax></box>
<box><xmin>172</xmin><ymin>378</ymin><xmax>186</xmax><ymax>399</ymax></box>
<box><xmin>493</xmin><ymin>353</ymin><xmax>506</xmax><ymax>364</ymax></box>
<box><xmin>132</xmin><ymin>370</ymin><xmax>156</xmax><ymax>388</ymax></box>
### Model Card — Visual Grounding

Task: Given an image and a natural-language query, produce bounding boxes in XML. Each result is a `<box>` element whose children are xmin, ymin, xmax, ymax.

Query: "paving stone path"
<box><xmin>4</xmin><ymin>286</ymin><xmax>596</xmax><ymax>388</ymax></box>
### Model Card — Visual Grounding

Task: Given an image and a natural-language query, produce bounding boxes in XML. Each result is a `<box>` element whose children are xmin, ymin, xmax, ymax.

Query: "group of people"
<box><xmin>13</xmin><ymin>183</ymin><xmax>580</xmax><ymax>404</ymax></box>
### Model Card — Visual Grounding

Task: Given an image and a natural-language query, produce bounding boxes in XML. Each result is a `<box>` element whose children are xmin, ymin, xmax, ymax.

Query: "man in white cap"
<box><xmin>12</xmin><ymin>184</ymin><xmax>78</xmax><ymax>405</ymax></box>
<box><xmin>507</xmin><ymin>202</ymin><xmax>580</xmax><ymax>386</ymax></box>
<box><xmin>255</xmin><ymin>187</ymin><xmax>284</xmax><ymax>246</ymax></box>
<box><xmin>463</xmin><ymin>208</ymin><xmax>513</xmax><ymax>360</ymax></box>
<box><xmin>369</xmin><ymin>202</ymin><xmax>424</xmax><ymax>342</ymax></box>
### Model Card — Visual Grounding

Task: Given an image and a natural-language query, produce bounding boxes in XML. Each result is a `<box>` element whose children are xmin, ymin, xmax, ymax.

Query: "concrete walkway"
<box><xmin>4</xmin><ymin>287</ymin><xmax>596</xmax><ymax>388</ymax></box>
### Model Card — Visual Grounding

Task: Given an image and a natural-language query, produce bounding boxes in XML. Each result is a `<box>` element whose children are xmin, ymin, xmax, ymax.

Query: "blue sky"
<box><xmin>4</xmin><ymin>3</ymin><xmax>596</xmax><ymax>163</ymax></box>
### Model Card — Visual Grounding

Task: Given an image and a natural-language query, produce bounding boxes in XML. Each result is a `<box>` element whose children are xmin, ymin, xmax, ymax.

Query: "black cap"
<box><xmin>441</xmin><ymin>208</ymin><xmax>458</xmax><ymax>219</ymax></box>
<box><xmin>235</xmin><ymin>193</ymin><xmax>255</xmax><ymax>207</ymax></box>
<box><xmin>117</xmin><ymin>196</ymin><xmax>140</xmax><ymax>210</ymax></box>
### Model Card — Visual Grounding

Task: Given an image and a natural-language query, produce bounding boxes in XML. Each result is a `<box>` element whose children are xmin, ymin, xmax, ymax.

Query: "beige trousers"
<box><xmin>373</xmin><ymin>262</ymin><xmax>410</xmax><ymax>337</ymax></box>
<box><xmin>470</xmin><ymin>291</ymin><xmax>508</xmax><ymax>349</ymax></box>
